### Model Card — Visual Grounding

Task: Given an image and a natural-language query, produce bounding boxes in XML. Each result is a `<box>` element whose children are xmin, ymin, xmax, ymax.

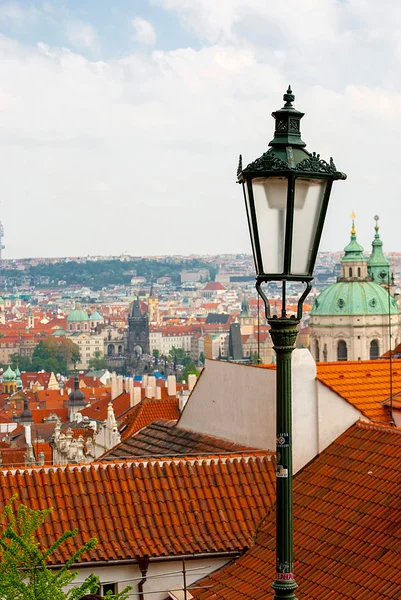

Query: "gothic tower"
<box><xmin>127</xmin><ymin>297</ymin><xmax>150</xmax><ymax>358</ymax></box>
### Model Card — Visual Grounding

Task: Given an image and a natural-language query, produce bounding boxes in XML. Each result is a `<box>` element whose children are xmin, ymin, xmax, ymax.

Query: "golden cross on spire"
<box><xmin>350</xmin><ymin>211</ymin><xmax>356</xmax><ymax>235</ymax></box>
<box><xmin>374</xmin><ymin>214</ymin><xmax>379</xmax><ymax>232</ymax></box>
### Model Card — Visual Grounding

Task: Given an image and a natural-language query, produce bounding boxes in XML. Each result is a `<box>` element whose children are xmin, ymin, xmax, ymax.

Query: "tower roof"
<box><xmin>3</xmin><ymin>365</ymin><xmax>16</xmax><ymax>382</ymax></box>
<box><xmin>368</xmin><ymin>215</ymin><xmax>390</xmax><ymax>270</ymax></box>
<box><xmin>341</xmin><ymin>217</ymin><xmax>366</xmax><ymax>263</ymax></box>
<box><xmin>68</xmin><ymin>374</ymin><xmax>86</xmax><ymax>407</ymax></box>
<box><xmin>241</xmin><ymin>293</ymin><xmax>250</xmax><ymax>317</ymax></box>
<box><xmin>19</xmin><ymin>395</ymin><xmax>32</xmax><ymax>422</ymax></box>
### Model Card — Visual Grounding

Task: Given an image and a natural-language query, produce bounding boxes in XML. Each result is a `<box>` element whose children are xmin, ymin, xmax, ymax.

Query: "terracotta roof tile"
<box><xmin>316</xmin><ymin>360</ymin><xmax>396</xmax><ymax>424</ymax></box>
<box><xmin>191</xmin><ymin>421</ymin><xmax>401</xmax><ymax>599</ymax></box>
<box><xmin>0</xmin><ymin>456</ymin><xmax>275</xmax><ymax>564</ymax></box>
<box><xmin>120</xmin><ymin>398</ymin><xmax>180</xmax><ymax>440</ymax></box>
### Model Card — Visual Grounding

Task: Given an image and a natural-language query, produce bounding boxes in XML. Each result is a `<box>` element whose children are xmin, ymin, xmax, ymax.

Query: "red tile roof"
<box><xmin>191</xmin><ymin>421</ymin><xmax>401</xmax><ymax>599</ymax></box>
<box><xmin>316</xmin><ymin>361</ymin><xmax>396</xmax><ymax>424</ymax></box>
<box><xmin>0</xmin><ymin>456</ymin><xmax>275</xmax><ymax>564</ymax></box>
<box><xmin>120</xmin><ymin>397</ymin><xmax>180</xmax><ymax>440</ymax></box>
<box><xmin>81</xmin><ymin>392</ymin><xmax>131</xmax><ymax>422</ymax></box>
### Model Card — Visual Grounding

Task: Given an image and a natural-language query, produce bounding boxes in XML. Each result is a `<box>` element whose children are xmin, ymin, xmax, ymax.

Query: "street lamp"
<box><xmin>237</xmin><ymin>87</ymin><xmax>346</xmax><ymax>599</ymax></box>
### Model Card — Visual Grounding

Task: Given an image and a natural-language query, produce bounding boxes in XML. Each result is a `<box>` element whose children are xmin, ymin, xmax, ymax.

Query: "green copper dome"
<box><xmin>3</xmin><ymin>364</ymin><xmax>16</xmax><ymax>382</ymax></box>
<box><xmin>89</xmin><ymin>310</ymin><xmax>103</xmax><ymax>321</ymax></box>
<box><xmin>67</xmin><ymin>309</ymin><xmax>89</xmax><ymax>323</ymax></box>
<box><xmin>311</xmin><ymin>281</ymin><xmax>398</xmax><ymax>316</ymax></box>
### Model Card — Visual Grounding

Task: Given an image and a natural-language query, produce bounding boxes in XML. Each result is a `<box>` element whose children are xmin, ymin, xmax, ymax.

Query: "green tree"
<box><xmin>0</xmin><ymin>496</ymin><xmax>132</xmax><ymax>600</ymax></box>
<box><xmin>88</xmin><ymin>350</ymin><xmax>107</xmax><ymax>371</ymax></box>
<box><xmin>32</xmin><ymin>339</ymin><xmax>80</xmax><ymax>375</ymax></box>
<box><xmin>152</xmin><ymin>349</ymin><xmax>160</xmax><ymax>366</ymax></box>
<box><xmin>9</xmin><ymin>353</ymin><xmax>32</xmax><ymax>372</ymax></box>
<box><xmin>181</xmin><ymin>361</ymin><xmax>200</xmax><ymax>382</ymax></box>
<box><xmin>168</xmin><ymin>347</ymin><xmax>192</xmax><ymax>367</ymax></box>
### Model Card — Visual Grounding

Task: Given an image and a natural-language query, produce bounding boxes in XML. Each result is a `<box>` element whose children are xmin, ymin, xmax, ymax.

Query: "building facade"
<box><xmin>310</xmin><ymin>219</ymin><xmax>400</xmax><ymax>362</ymax></box>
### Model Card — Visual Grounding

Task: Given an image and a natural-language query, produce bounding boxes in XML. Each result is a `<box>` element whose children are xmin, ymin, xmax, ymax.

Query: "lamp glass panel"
<box><xmin>252</xmin><ymin>177</ymin><xmax>288</xmax><ymax>274</ymax></box>
<box><xmin>243</xmin><ymin>182</ymin><xmax>258</xmax><ymax>272</ymax></box>
<box><xmin>291</xmin><ymin>178</ymin><xmax>327</xmax><ymax>275</ymax></box>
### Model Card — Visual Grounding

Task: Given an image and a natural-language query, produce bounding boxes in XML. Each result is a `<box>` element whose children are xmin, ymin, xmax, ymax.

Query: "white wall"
<box><xmin>179</xmin><ymin>359</ymin><xmax>276</xmax><ymax>452</ymax></box>
<box><xmin>316</xmin><ymin>381</ymin><xmax>362</xmax><ymax>452</ymax></box>
<box><xmin>70</xmin><ymin>557</ymin><xmax>229</xmax><ymax>600</ymax></box>
<box><xmin>179</xmin><ymin>351</ymin><xmax>365</xmax><ymax>473</ymax></box>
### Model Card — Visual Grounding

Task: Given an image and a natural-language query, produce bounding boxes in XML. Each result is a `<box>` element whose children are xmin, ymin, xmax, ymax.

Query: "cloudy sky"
<box><xmin>0</xmin><ymin>0</ymin><xmax>399</xmax><ymax>258</ymax></box>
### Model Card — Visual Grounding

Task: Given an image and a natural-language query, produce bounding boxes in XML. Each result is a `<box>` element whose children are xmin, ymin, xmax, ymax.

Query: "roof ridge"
<box><xmin>0</xmin><ymin>453</ymin><xmax>273</xmax><ymax>476</ymax></box>
<box><xmin>356</xmin><ymin>419</ymin><xmax>401</xmax><ymax>434</ymax></box>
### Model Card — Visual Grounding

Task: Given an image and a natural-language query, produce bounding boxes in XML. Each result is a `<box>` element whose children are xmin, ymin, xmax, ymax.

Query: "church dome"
<box><xmin>311</xmin><ymin>280</ymin><xmax>399</xmax><ymax>316</ymax></box>
<box><xmin>89</xmin><ymin>310</ymin><xmax>103</xmax><ymax>321</ymax></box>
<box><xmin>3</xmin><ymin>365</ymin><xmax>16</xmax><ymax>382</ymax></box>
<box><xmin>67</xmin><ymin>309</ymin><xmax>89</xmax><ymax>323</ymax></box>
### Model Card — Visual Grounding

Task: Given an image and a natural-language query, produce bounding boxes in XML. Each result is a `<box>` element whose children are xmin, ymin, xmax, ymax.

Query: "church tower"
<box><xmin>239</xmin><ymin>293</ymin><xmax>254</xmax><ymax>335</ymax></box>
<box><xmin>310</xmin><ymin>217</ymin><xmax>400</xmax><ymax>362</ymax></box>
<box><xmin>127</xmin><ymin>297</ymin><xmax>150</xmax><ymax>357</ymax></box>
<box><xmin>368</xmin><ymin>215</ymin><xmax>391</xmax><ymax>287</ymax></box>
<box><xmin>148</xmin><ymin>286</ymin><xmax>160</xmax><ymax>324</ymax></box>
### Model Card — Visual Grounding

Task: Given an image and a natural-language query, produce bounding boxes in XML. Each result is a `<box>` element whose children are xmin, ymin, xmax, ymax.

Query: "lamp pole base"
<box><xmin>272</xmin><ymin>578</ymin><xmax>298</xmax><ymax>599</ymax></box>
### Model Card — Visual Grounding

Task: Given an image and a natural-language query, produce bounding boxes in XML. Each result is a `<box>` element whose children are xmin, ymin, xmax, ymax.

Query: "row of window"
<box><xmin>315</xmin><ymin>339</ymin><xmax>380</xmax><ymax>362</ymax></box>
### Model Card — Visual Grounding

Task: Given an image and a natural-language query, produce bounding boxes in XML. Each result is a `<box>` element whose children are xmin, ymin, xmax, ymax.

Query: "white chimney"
<box><xmin>142</xmin><ymin>375</ymin><xmax>148</xmax><ymax>388</ymax></box>
<box><xmin>188</xmin><ymin>374</ymin><xmax>197</xmax><ymax>392</ymax></box>
<box><xmin>117</xmin><ymin>375</ymin><xmax>124</xmax><ymax>396</ymax></box>
<box><xmin>133</xmin><ymin>387</ymin><xmax>141</xmax><ymax>405</ymax></box>
<box><xmin>111</xmin><ymin>373</ymin><xmax>118</xmax><ymax>401</ymax></box>
<box><xmin>24</xmin><ymin>423</ymin><xmax>31</xmax><ymax>446</ymax></box>
<box><xmin>167</xmin><ymin>375</ymin><xmax>177</xmax><ymax>397</ymax></box>
<box><xmin>155</xmin><ymin>386</ymin><xmax>161</xmax><ymax>400</ymax></box>
<box><xmin>145</xmin><ymin>385</ymin><xmax>153</xmax><ymax>398</ymax></box>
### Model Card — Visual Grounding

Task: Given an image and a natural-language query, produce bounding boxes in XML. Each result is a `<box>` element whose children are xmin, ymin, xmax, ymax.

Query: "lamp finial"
<box><xmin>283</xmin><ymin>85</ymin><xmax>295</xmax><ymax>107</ymax></box>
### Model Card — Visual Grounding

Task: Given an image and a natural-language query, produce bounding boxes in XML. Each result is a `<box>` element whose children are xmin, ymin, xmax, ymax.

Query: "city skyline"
<box><xmin>0</xmin><ymin>0</ymin><xmax>400</xmax><ymax>257</ymax></box>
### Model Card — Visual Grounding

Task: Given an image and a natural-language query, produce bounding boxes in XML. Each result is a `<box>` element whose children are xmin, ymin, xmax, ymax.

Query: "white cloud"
<box><xmin>0</xmin><ymin>1</ymin><xmax>38</xmax><ymax>26</ymax></box>
<box><xmin>65</xmin><ymin>20</ymin><xmax>100</xmax><ymax>54</ymax></box>
<box><xmin>0</xmin><ymin>1</ymin><xmax>401</xmax><ymax>257</ymax></box>
<box><xmin>131</xmin><ymin>17</ymin><xmax>157</xmax><ymax>45</ymax></box>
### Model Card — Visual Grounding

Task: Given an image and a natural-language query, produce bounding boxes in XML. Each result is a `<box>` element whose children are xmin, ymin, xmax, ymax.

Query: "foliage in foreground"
<box><xmin>0</xmin><ymin>496</ymin><xmax>132</xmax><ymax>600</ymax></box>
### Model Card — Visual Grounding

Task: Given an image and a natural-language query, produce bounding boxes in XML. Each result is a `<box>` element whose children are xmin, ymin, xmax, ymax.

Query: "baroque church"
<box><xmin>310</xmin><ymin>217</ymin><xmax>400</xmax><ymax>362</ymax></box>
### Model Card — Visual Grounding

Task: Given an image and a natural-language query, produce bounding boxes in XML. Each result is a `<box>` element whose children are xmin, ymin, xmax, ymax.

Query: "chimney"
<box><xmin>188</xmin><ymin>373</ymin><xmax>197</xmax><ymax>392</ymax></box>
<box><xmin>117</xmin><ymin>375</ymin><xmax>124</xmax><ymax>396</ymax></box>
<box><xmin>167</xmin><ymin>375</ymin><xmax>177</xmax><ymax>397</ymax></box>
<box><xmin>142</xmin><ymin>374</ymin><xmax>148</xmax><ymax>389</ymax></box>
<box><xmin>145</xmin><ymin>385</ymin><xmax>153</xmax><ymax>399</ymax></box>
<box><xmin>133</xmin><ymin>387</ymin><xmax>141</xmax><ymax>405</ymax></box>
<box><xmin>155</xmin><ymin>386</ymin><xmax>161</xmax><ymax>400</ymax></box>
<box><xmin>111</xmin><ymin>372</ymin><xmax>118</xmax><ymax>401</ymax></box>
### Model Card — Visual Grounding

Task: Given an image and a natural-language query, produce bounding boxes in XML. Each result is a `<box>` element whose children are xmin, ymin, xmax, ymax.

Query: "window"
<box><xmin>337</xmin><ymin>340</ymin><xmax>348</xmax><ymax>361</ymax></box>
<box><xmin>349</xmin><ymin>267</ymin><xmax>353</xmax><ymax>277</ymax></box>
<box><xmin>358</xmin><ymin>267</ymin><xmax>361</xmax><ymax>277</ymax></box>
<box><xmin>315</xmin><ymin>340</ymin><xmax>320</xmax><ymax>362</ymax></box>
<box><xmin>370</xmin><ymin>339</ymin><xmax>379</xmax><ymax>360</ymax></box>
<box><xmin>102</xmin><ymin>583</ymin><xmax>117</xmax><ymax>596</ymax></box>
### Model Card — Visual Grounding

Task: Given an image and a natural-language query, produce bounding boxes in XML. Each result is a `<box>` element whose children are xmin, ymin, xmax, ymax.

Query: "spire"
<box><xmin>241</xmin><ymin>293</ymin><xmax>250</xmax><ymax>317</ymax></box>
<box><xmin>342</xmin><ymin>213</ymin><xmax>366</xmax><ymax>264</ymax></box>
<box><xmin>368</xmin><ymin>214</ymin><xmax>390</xmax><ymax>285</ymax></box>
<box><xmin>19</xmin><ymin>395</ymin><xmax>32</xmax><ymax>422</ymax></box>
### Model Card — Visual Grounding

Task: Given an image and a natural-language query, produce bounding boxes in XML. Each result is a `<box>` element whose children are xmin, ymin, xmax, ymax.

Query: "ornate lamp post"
<box><xmin>237</xmin><ymin>87</ymin><xmax>346</xmax><ymax>599</ymax></box>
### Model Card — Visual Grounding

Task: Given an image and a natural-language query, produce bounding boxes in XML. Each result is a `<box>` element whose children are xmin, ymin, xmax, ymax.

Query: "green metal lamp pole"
<box><xmin>269</xmin><ymin>315</ymin><xmax>299</xmax><ymax>599</ymax></box>
<box><xmin>237</xmin><ymin>88</ymin><xmax>346</xmax><ymax>599</ymax></box>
